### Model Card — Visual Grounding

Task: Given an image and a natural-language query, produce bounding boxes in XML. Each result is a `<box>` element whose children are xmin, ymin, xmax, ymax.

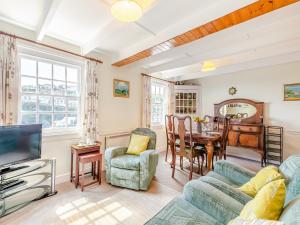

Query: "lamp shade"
<box><xmin>111</xmin><ymin>0</ymin><xmax>143</xmax><ymax>22</ymax></box>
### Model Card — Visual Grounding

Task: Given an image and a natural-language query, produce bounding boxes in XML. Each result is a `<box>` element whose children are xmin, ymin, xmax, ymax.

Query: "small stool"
<box><xmin>78</xmin><ymin>153</ymin><xmax>102</xmax><ymax>191</ymax></box>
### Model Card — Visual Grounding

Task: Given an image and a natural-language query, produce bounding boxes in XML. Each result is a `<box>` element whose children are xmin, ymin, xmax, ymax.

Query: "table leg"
<box><xmin>75</xmin><ymin>154</ymin><xmax>79</xmax><ymax>188</ymax></box>
<box><xmin>70</xmin><ymin>151</ymin><xmax>73</xmax><ymax>182</ymax></box>
<box><xmin>81</xmin><ymin>163</ymin><xmax>84</xmax><ymax>192</ymax></box>
<box><xmin>206</xmin><ymin>141</ymin><xmax>214</xmax><ymax>171</ymax></box>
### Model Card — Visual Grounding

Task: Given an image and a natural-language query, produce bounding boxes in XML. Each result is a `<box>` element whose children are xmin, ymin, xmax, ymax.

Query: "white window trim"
<box><xmin>17</xmin><ymin>45</ymin><xmax>85</xmax><ymax>137</ymax></box>
<box><xmin>151</xmin><ymin>80</ymin><xmax>168</xmax><ymax>127</ymax></box>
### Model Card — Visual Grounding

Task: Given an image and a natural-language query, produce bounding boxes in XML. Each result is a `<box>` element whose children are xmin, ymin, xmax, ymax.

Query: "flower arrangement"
<box><xmin>193</xmin><ymin>116</ymin><xmax>204</xmax><ymax>123</ymax></box>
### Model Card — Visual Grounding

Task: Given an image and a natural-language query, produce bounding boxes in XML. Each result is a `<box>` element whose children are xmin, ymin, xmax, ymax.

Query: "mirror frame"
<box><xmin>214</xmin><ymin>98</ymin><xmax>264</xmax><ymax>124</ymax></box>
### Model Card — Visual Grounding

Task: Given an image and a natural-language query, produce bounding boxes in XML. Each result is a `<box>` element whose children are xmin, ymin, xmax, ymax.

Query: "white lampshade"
<box><xmin>111</xmin><ymin>0</ymin><xmax>143</xmax><ymax>22</ymax></box>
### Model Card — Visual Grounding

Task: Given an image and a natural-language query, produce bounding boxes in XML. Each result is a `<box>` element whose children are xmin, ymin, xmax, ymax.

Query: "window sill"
<box><xmin>42</xmin><ymin>128</ymin><xmax>82</xmax><ymax>142</ymax></box>
<box><xmin>151</xmin><ymin>124</ymin><xmax>165</xmax><ymax>130</ymax></box>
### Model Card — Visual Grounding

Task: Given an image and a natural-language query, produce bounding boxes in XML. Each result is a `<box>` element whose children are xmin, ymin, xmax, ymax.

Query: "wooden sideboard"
<box><xmin>214</xmin><ymin>99</ymin><xmax>265</xmax><ymax>165</ymax></box>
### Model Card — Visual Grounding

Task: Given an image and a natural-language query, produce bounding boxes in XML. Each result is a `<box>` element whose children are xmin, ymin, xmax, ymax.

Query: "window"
<box><xmin>19</xmin><ymin>55</ymin><xmax>81</xmax><ymax>132</ymax></box>
<box><xmin>151</xmin><ymin>81</ymin><xmax>168</xmax><ymax>126</ymax></box>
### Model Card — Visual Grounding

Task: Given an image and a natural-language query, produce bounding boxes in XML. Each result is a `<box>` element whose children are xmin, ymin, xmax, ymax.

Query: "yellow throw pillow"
<box><xmin>239</xmin><ymin>166</ymin><xmax>283</xmax><ymax>197</ymax></box>
<box><xmin>126</xmin><ymin>134</ymin><xmax>150</xmax><ymax>155</ymax></box>
<box><xmin>239</xmin><ymin>179</ymin><xmax>286</xmax><ymax>221</ymax></box>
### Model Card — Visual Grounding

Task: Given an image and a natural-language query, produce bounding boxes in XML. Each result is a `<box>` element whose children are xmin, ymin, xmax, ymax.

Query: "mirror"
<box><xmin>219</xmin><ymin>103</ymin><xmax>257</xmax><ymax>119</ymax></box>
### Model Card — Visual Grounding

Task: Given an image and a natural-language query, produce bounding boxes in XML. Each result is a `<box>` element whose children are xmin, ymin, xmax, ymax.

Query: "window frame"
<box><xmin>151</xmin><ymin>80</ymin><xmax>168</xmax><ymax>127</ymax></box>
<box><xmin>18</xmin><ymin>48</ymin><xmax>84</xmax><ymax>136</ymax></box>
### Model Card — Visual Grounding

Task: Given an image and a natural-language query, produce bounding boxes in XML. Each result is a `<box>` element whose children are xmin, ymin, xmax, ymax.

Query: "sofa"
<box><xmin>105</xmin><ymin>128</ymin><xmax>159</xmax><ymax>190</ymax></box>
<box><xmin>145</xmin><ymin>155</ymin><xmax>300</xmax><ymax>225</ymax></box>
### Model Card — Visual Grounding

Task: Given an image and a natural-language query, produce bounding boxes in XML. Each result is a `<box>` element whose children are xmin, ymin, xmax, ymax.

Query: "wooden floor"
<box><xmin>0</xmin><ymin>152</ymin><xmax>260</xmax><ymax>225</ymax></box>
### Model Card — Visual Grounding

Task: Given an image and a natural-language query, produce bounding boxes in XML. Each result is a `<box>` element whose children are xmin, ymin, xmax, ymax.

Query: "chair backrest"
<box><xmin>220</xmin><ymin>117</ymin><xmax>230</xmax><ymax>150</ymax></box>
<box><xmin>173</xmin><ymin>115</ymin><xmax>193</xmax><ymax>156</ymax></box>
<box><xmin>165</xmin><ymin>114</ymin><xmax>174</xmax><ymax>144</ymax></box>
<box><xmin>131</xmin><ymin>128</ymin><xmax>156</xmax><ymax>150</ymax></box>
<box><xmin>279</xmin><ymin>155</ymin><xmax>300</xmax><ymax>205</ymax></box>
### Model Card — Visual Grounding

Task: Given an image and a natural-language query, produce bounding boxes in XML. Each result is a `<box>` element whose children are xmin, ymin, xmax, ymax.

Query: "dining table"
<box><xmin>174</xmin><ymin>131</ymin><xmax>222</xmax><ymax>172</ymax></box>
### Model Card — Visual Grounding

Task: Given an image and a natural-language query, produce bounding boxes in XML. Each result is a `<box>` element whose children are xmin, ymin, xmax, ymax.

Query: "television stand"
<box><xmin>0</xmin><ymin>159</ymin><xmax>56</xmax><ymax>217</ymax></box>
<box><xmin>0</xmin><ymin>165</ymin><xmax>29</xmax><ymax>175</ymax></box>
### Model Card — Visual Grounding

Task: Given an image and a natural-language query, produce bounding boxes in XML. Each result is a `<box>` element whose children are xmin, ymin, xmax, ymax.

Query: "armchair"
<box><xmin>105</xmin><ymin>128</ymin><xmax>159</xmax><ymax>190</ymax></box>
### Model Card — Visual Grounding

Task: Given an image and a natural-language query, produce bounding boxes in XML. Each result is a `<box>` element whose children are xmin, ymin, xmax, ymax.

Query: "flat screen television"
<box><xmin>0</xmin><ymin>124</ymin><xmax>42</xmax><ymax>168</ymax></box>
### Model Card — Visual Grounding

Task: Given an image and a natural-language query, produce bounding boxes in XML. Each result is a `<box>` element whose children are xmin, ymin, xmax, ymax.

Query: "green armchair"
<box><xmin>105</xmin><ymin>128</ymin><xmax>159</xmax><ymax>190</ymax></box>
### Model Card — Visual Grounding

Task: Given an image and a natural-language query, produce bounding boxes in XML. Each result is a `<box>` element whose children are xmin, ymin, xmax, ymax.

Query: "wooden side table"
<box><xmin>70</xmin><ymin>143</ymin><xmax>101</xmax><ymax>188</ymax></box>
<box><xmin>79</xmin><ymin>153</ymin><xmax>102</xmax><ymax>191</ymax></box>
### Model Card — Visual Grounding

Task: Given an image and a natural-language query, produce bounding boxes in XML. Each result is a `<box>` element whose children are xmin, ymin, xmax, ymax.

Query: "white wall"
<box><xmin>188</xmin><ymin>61</ymin><xmax>300</xmax><ymax>160</ymax></box>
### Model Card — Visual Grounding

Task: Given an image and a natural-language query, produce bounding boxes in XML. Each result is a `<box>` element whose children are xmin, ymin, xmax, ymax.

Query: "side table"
<box><xmin>70</xmin><ymin>143</ymin><xmax>101</xmax><ymax>188</ymax></box>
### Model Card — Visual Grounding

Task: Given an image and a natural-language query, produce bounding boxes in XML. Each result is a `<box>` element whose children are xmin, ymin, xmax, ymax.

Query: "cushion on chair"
<box><xmin>239</xmin><ymin>166</ymin><xmax>283</xmax><ymax>197</ymax></box>
<box><xmin>239</xmin><ymin>179</ymin><xmax>286</xmax><ymax>221</ymax></box>
<box><xmin>127</xmin><ymin>134</ymin><xmax>150</xmax><ymax>155</ymax></box>
<box><xmin>207</xmin><ymin>171</ymin><xmax>240</xmax><ymax>187</ymax></box>
<box><xmin>111</xmin><ymin>154</ymin><xmax>140</xmax><ymax>170</ymax></box>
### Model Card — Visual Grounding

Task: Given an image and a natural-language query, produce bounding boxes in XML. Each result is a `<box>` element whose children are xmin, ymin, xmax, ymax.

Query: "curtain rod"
<box><xmin>0</xmin><ymin>31</ymin><xmax>103</xmax><ymax>64</ymax></box>
<box><xmin>141</xmin><ymin>73</ymin><xmax>175</xmax><ymax>84</ymax></box>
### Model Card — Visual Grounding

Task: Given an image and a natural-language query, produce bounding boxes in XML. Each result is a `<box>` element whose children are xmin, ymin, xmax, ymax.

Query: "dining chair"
<box><xmin>212</xmin><ymin>117</ymin><xmax>230</xmax><ymax>162</ymax></box>
<box><xmin>165</xmin><ymin>114</ymin><xmax>174</xmax><ymax>162</ymax></box>
<box><xmin>172</xmin><ymin>115</ymin><xmax>205</xmax><ymax>180</ymax></box>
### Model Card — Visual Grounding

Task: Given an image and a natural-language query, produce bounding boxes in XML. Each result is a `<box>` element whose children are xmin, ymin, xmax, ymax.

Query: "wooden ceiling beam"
<box><xmin>112</xmin><ymin>0</ymin><xmax>299</xmax><ymax>67</ymax></box>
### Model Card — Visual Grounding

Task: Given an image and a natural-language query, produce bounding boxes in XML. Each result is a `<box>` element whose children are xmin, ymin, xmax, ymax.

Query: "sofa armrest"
<box><xmin>104</xmin><ymin>147</ymin><xmax>127</xmax><ymax>183</ymax></box>
<box><xmin>183</xmin><ymin>180</ymin><xmax>244</xmax><ymax>224</ymax></box>
<box><xmin>214</xmin><ymin>160</ymin><xmax>256</xmax><ymax>186</ymax></box>
<box><xmin>139</xmin><ymin>150</ymin><xmax>159</xmax><ymax>190</ymax></box>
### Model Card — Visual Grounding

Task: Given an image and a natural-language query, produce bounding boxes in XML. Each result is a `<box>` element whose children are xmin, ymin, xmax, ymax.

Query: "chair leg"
<box><xmin>172</xmin><ymin>156</ymin><xmax>176</xmax><ymax>178</ymax></box>
<box><xmin>165</xmin><ymin>144</ymin><xmax>169</xmax><ymax>162</ymax></box>
<box><xmin>200</xmin><ymin>155</ymin><xmax>204</xmax><ymax>176</ymax></box>
<box><xmin>81</xmin><ymin>163</ymin><xmax>85</xmax><ymax>192</ymax></box>
<box><xmin>180</xmin><ymin>157</ymin><xmax>183</xmax><ymax>170</ymax></box>
<box><xmin>197</xmin><ymin>156</ymin><xmax>200</xmax><ymax>174</ymax></box>
<box><xmin>189</xmin><ymin>156</ymin><xmax>193</xmax><ymax>180</ymax></box>
<box><xmin>205</xmin><ymin>153</ymin><xmax>208</xmax><ymax>168</ymax></box>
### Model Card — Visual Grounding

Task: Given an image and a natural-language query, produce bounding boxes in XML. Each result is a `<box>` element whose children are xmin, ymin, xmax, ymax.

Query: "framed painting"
<box><xmin>284</xmin><ymin>83</ymin><xmax>300</xmax><ymax>101</ymax></box>
<box><xmin>113</xmin><ymin>79</ymin><xmax>130</xmax><ymax>98</ymax></box>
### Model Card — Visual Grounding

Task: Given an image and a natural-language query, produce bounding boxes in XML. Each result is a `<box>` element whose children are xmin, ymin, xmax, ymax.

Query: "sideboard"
<box><xmin>214</xmin><ymin>99</ymin><xmax>265</xmax><ymax>165</ymax></box>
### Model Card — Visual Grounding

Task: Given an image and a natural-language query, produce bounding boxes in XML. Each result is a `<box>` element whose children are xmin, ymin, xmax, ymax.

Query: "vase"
<box><xmin>196</xmin><ymin>123</ymin><xmax>202</xmax><ymax>133</ymax></box>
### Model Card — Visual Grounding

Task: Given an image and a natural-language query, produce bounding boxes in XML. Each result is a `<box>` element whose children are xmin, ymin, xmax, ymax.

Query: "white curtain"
<box><xmin>168</xmin><ymin>82</ymin><xmax>175</xmax><ymax>115</ymax></box>
<box><xmin>83</xmin><ymin>60</ymin><xmax>101</xmax><ymax>142</ymax></box>
<box><xmin>142</xmin><ymin>75</ymin><xmax>152</xmax><ymax>128</ymax></box>
<box><xmin>0</xmin><ymin>34</ymin><xmax>19</xmax><ymax>125</ymax></box>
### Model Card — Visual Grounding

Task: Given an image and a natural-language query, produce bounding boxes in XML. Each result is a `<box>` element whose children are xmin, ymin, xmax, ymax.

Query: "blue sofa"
<box><xmin>145</xmin><ymin>155</ymin><xmax>300</xmax><ymax>225</ymax></box>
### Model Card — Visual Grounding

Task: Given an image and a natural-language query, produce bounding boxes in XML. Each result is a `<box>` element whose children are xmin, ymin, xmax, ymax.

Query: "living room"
<box><xmin>0</xmin><ymin>0</ymin><xmax>300</xmax><ymax>225</ymax></box>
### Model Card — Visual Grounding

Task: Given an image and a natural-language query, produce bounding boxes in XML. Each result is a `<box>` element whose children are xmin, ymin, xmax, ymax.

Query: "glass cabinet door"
<box><xmin>175</xmin><ymin>91</ymin><xmax>197</xmax><ymax>115</ymax></box>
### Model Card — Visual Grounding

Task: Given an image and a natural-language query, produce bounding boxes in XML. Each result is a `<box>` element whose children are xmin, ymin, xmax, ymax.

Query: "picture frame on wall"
<box><xmin>284</xmin><ymin>83</ymin><xmax>300</xmax><ymax>101</ymax></box>
<box><xmin>113</xmin><ymin>79</ymin><xmax>130</xmax><ymax>98</ymax></box>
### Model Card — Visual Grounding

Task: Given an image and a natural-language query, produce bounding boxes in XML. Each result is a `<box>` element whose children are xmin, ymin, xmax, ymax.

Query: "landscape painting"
<box><xmin>113</xmin><ymin>79</ymin><xmax>130</xmax><ymax>98</ymax></box>
<box><xmin>284</xmin><ymin>83</ymin><xmax>300</xmax><ymax>101</ymax></box>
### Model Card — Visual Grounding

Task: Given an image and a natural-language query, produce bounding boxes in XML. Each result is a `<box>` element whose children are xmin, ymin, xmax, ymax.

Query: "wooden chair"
<box><xmin>165</xmin><ymin>114</ymin><xmax>174</xmax><ymax>162</ymax></box>
<box><xmin>212</xmin><ymin>117</ymin><xmax>230</xmax><ymax>163</ymax></box>
<box><xmin>171</xmin><ymin>115</ymin><xmax>205</xmax><ymax>180</ymax></box>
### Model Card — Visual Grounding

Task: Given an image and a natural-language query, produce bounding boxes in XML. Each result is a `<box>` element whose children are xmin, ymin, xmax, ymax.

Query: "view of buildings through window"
<box><xmin>20</xmin><ymin>56</ymin><xmax>81</xmax><ymax>130</ymax></box>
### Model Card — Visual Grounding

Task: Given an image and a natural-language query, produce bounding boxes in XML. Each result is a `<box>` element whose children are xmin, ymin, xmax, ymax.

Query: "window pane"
<box><xmin>21</xmin><ymin>58</ymin><xmax>36</xmax><ymax>76</ymax></box>
<box><xmin>38</xmin><ymin>79</ymin><xmax>52</xmax><ymax>94</ymax></box>
<box><xmin>39</xmin><ymin>96</ymin><xmax>52</xmax><ymax>112</ymax></box>
<box><xmin>21</xmin><ymin>114</ymin><xmax>36</xmax><ymax>125</ymax></box>
<box><xmin>53</xmin><ymin>81</ymin><xmax>66</xmax><ymax>95</ymax></box>
<box><xmin>67</xmin><ymin>99</ymin><xmax>78</xmax><ymax>112</ymax></box>
<box><xmin>38</xmin><ymin>61</ymin><xmax>52</xmax><ymax>79</ymax></box>
<box><xmin>53</xmin><ymin>65</ymin><xmax>65</xmax><ymax>81</ymax></box>
<box><xmin>54</xmin><ymin>97</ymin><xmax>66</xmax><ymax>112</ymax></box>
<box><xmin>21</xmin><ymin>76</ymin><xmax>36</xmax><ymax>93</ymax></box>
<box><xmin>67</xmin><ymin>83</ymin><xmax>78</xmax><ymax>96</ymax></box>
<box><xmin>67</xmin><ymin>67</ymin><xmax>78</xmax><ymax>83</ymax></box>
<box><xmin>39</xmin><ymin>114</ymin><xmax>52</xmax><ymax>128</ymax></box>
<box><xmin>22</xmin><ymin>95</ymin><xmax>37</xmax><ymax>112</ymax></box>
<box><xmin>53</xmin><ymin>114</ymin><xmax>66</xmax><ymax>128</ymax></box>
<box><xmin>67</xmin><ymin>114</ymin><xmax>77</xmax><ymax>127</ymax></box>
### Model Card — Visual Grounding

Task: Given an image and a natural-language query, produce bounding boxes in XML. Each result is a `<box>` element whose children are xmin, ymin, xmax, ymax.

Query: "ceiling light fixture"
<box><xmin>111</xmin><ymin>0</ymin><xmax>143</xmax><ymax>22</ymax></box>
<box><xmin>201</xmin><ymin>61</ymin><xmax>216</xmax><ymax>72</ymax></box>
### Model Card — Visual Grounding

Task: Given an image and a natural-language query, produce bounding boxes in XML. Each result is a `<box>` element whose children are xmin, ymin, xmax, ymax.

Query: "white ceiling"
<box><xmin>0</xmin><ymin>0</ymin><xmax>300</xmax><ymax>81</ymax></box>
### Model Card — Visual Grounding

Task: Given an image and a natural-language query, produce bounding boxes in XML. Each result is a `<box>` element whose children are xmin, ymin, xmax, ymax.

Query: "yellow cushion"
<box><xmin>239</xmin><ymin>179</ymin><xmax>286</xmax><ymax>221</ymax></box>
<box><xmin>126</xmin><ymin>134</ymin><xmax>150</xmax><ymax>155</ymax></box>
<box><xmin>239</xmin><ymin>166</ymin><xmax>283</xmax><ymax>197</ymax></box>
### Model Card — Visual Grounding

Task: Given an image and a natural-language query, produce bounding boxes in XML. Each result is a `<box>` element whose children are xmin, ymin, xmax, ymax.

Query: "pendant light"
<box><xmin>111</xmin><ymin>0</ymin><xmax>143</xmax><ymax>22</ymax></box>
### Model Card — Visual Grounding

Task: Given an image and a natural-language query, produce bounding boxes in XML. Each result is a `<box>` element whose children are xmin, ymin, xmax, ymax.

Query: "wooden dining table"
<box><xmin>174</xmin><ymin>131</ymin><xmax>222</xmax><ymax>172</ymax></box>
